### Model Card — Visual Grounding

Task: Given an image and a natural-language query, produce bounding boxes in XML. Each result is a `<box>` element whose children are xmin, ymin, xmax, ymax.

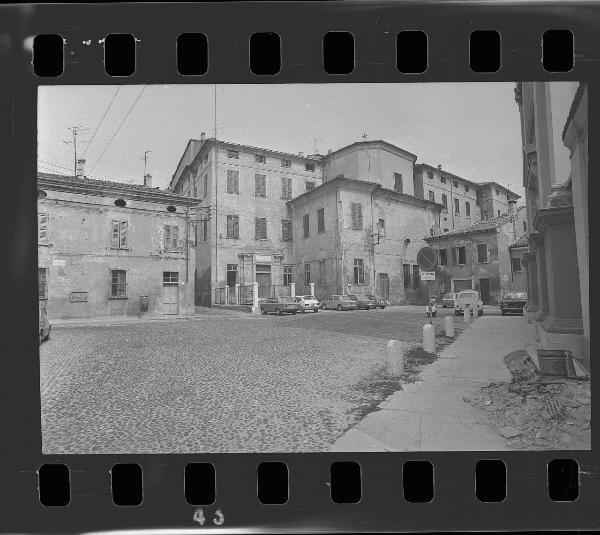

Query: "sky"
<box><xmin>38</xmin><ymin>83</ymin><xmax>528</xmax><ymax>198</ymax></box>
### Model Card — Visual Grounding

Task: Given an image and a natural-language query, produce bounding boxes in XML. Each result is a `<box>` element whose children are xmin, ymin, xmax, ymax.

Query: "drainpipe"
<box><xmin>370</xmin><ymin>187</ymin><xmax>376</xmax><ymax>294</ymax></box>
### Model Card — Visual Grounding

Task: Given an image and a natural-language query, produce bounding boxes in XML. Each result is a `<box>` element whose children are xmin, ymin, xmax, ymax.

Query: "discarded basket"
<box><xmin>545</xmin><ymin>395</ymin><xmax>563</xmax><ymax>420</ymax></box>
<box><xmin>537</xmin><ymin>349</ymin><xmax>577</xmax><ymax>378</ymax></box>
<box><xmin>503</xmin><ymin>350</ymin><xmax>540</xmax><ymax>383</ymax></box>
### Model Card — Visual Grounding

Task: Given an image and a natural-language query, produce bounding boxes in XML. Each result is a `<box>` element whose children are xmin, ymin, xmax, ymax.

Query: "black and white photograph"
<box><xmin>37</xmin><ymin>82</ymin><xmax>589</xmax><ymax>454</ymax></box>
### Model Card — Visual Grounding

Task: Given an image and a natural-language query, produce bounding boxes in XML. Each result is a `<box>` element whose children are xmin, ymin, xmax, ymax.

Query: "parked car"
<box><xmin>260</xmin><ymin>296</ymin><xmax>302</xmax><ymax>315</ymax></box>
<box><xmin>500</xmin><ymin>291</ymin><xmax>528</xmax><ymax>316</ymax></box>
<box><xmin>294</xmin><ymin>295</ymin><xmax>320</xmax><ymax>313</ymax></box>
<box><xmin>366</xmin><ymin>294</ymin><xmax>387</xmax><ymax>309</ymax></box>
<box><xmin>425</xmin><ymin>298</ymin><xmax>438</xmax><ymax>317</ymax></box>
<box><xmin>321</xmin><ymin>295</ymin><xmax>359</xmax><ymax>311</ymax></box>
<box><xmin>454</xmin><ymin>290</ymin><xmax>483</xmax><ymax>316</ymax></box>
<box><xmin>39</xmin><ymin>304</ymin><xmax>51</xmax><ymax>345</ymax></box>
<box><xmin>441</xmin><ymin>293</ymin><xmax>456</xmax><ymax>308</ymax></box>
<box><xmin>347</xmin><ymin>294</ymin><xmax>375</xmax><ymax>310</ymax></box>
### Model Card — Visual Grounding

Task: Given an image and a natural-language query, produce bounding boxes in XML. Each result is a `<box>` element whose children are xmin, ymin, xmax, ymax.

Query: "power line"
<box><xmin>83</xmin><ymin>86</ymin><xmax>121</xmax><ymax>157</ymax></box>
<box><xmin>90</xmin><ymin>85</ymin><xmax>147</xmax><ymax>173</ymax></box>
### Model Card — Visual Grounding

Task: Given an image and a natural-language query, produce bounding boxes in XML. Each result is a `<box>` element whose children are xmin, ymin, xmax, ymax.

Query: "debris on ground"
<box><xmin>470</xmin><ymin>378</ymin><xmax>591</xmax><ymax>449</ymax></box>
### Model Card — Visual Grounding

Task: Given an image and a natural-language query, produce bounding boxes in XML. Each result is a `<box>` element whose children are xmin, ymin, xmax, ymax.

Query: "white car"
<box><xmin>294</xmin><ymin>295</ymin><xmax>320</xmax><ymax>313</ymax></box>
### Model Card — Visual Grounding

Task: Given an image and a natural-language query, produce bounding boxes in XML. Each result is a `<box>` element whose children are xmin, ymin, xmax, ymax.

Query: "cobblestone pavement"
<box><xmin>41</xmin><ymin>306</ymin><xmax>474</xmax><ymax>454</ymax></box>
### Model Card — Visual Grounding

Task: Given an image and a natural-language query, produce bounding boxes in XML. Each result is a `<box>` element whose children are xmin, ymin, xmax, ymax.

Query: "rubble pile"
<box><xmin>468</xmin><ymin>379</ymin><xmax>591</xmax><ymax>450</ymax></box>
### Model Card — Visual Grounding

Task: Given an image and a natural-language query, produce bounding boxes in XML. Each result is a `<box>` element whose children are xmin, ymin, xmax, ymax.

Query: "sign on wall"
<box><xmin>420</xmin><ymin>271</ymin><xmax>436</xmax><ymax>281</ymax></box>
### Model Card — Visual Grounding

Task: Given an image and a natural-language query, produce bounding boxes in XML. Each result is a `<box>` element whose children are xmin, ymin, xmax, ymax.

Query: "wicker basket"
<box><xmin>503</xmin><ymin>350</ymin><xmax>540</xmax><ymax>383</ymax></box>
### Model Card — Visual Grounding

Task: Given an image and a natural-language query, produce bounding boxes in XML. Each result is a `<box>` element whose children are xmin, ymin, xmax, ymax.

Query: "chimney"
<box><xmin>508</xmin><ymin>199</ymin><xmax>516</xmax><ymax>214</ymax></box>
<box><xmin>144</xmin><ymin>173</ymin><xmax>152</xmax><ymax>188</ymax></box>
<box><xmin>298</xmin><ymin>151</ymin><xmax>304</xmax><ymax>157</ymax></box>
<box><xmin>328</xmin><ymin>148</ymin><xmax>332</xmax><ymax>154</ymax></box>
<box><xmin>437</xmin><ymin>164</ymin><xmax>442</xmax><ymax>170</ymax></box>
<box><xmin>200</xmin><ymin>132</ymin><xmax>205</xmax><ymax>141</ymax></box>
<box><xmin>76</xmin><ymin>158</ymin><xmax>86</xmax><ymax>178</ymax></box>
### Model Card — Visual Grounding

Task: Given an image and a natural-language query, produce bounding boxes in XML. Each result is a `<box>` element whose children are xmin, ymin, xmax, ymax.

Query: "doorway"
<box><xmin>379</xmin><ymin>273</ymin><xmax>389</xmax><ymax>299</ymax></box>
<box><xmin>163</xmin><ymin>271</ymin><xmax>180</xmax><ymax>314</ymax></box>
<box><xmin>479</xmin><ymin>278</ymin><xmax>491</xmax><ymax>305</ymax></box>
<box><xmin>256</xmin><ymin>264</ymin><xmax>272</xmax><ymax>298</ymax></box>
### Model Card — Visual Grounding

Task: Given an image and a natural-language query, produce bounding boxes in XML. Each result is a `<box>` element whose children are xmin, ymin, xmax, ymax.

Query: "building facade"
<box><xmin>515</xmin><ymin>81</ymin><xmax>588</xmax><ymax>368</ymax></box>
<box><xmin>38</xmin><ymin>172</ymin><xmax>198</xmax><ymax>319</ymax></box>
<box><xmin>424</xmin><ymin>204</ymin><xmax>527</xmax><ymax>305</ymax></box>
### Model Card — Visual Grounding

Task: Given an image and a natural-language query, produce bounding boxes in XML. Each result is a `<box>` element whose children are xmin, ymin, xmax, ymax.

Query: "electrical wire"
<box><xmin>82</xmin><ymin>86</ymin><xmax>121</xmax><ymax>157</ymax></box>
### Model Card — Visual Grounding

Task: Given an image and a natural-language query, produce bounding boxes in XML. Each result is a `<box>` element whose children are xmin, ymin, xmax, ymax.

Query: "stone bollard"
<box><xmin>422</xmin><ymin>324</ymin><xmax>436</xmax><ymax>354</ymax></box>
<box><xmin>463</xmin><ymin>307</ymin><xmax>472</xmax><ymax>324</ymax></box>
<box><xmin>445</xmin><ymin>315</ymin><xmax>455</xmax><ymax>338</ymax></box>
<box><xmin>386</xmin><ymin>340</ymin><xmax>404</xmax><ymax>376</ymax></box>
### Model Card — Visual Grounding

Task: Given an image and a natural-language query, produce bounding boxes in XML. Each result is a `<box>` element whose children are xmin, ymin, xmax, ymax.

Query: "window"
<box><xmin>203</xmin><ymin>220</ymin><xmax>208</xmax><ymax>241</ymax></box>
<box><xmin>439</xmin><ymin>249</ymin><xmax>448</xmax><ymax>266</ymax></box>
<box><xmin>163</xmin><ymin>271</ymin><xmax>179</xmax><ymax>283</ymax></box>
<box><xmin>306</xmin><ymin>181</ymin><xmax>315</xmax><ymax>191</ymax></box>
<box><xmin>477</xmin><ymin>243</ymin><xmax>488</xmax><ymax>263</ymax></box>
<box><xmin>511</xmin><ymin>257</ymin><xmax>522</xmax><ymax>272</ymax></box>
<box><xmin>283</xmin><ymin>266</ymin><xmax>293</xmax><ymax>286</ymax></box>
<box><xmin>304</xmin><ymin>263</ymin><xmax>311</xmax><ymax>284</ymax></box>
<box><xmin>303</xmin><ymin>213</ymin><xmax>310</xmax><ymax>238</ymax></box>
<box><xmin>453</xmin><ymin>246</ymin><xmax>466</xmax><ymax>265</ymax></box>
<box><xmin>226</xmin><ymin>170</ymin><xmax>239</xmax><ymax>194</ymax></box>
<box><xmin>403</xmin><ymin>264</ymin><xmax>411</xmax><ymax>288</ymax></box>
<box><xmin>427</xmin><ymin>171</ymin><xmax>433</xmax><ymax>179</ymax></box>
<box><xmin>441</xmin><ymin>194</ymin><xmax>448</xmax><ymax>210</ymax></box>
<box><xmin>226</xmin><ymin>264</ymin><xmax>238</xmax><ymax>286</ymax></box>
<box><xmin>412</xmin><ymin>265</ymin><xmax>420</xmax><ymax>288</ymax></box>
<box><xmin>110</xmin><ymin>269</ymin><xmax>127</xmax><ymax>298</ymax></box>
<box><xmin>498</xmin><ymin>209</ymin><xmax>501</xmax><ymax>216</ymax></box>
<box><xmin>441</xmin><ymin>176</ymin><xmax>447</xmax><ymax>184</ymax></box>
<box><xmin>465</xmin><ymin>185</ymin><xmax>470</xmax><ymax>193</ymax></box>
<box><xmin>523</xmin><ymin>221</ymin><xmax>527</xmax><ymax>232</ymax></box>
<box><xmin>281</xmin><ymin>159</ymin><xmax>291</xmax><ymax>168</ymax></box>
<box><xmin>227</xmin><ymin>215</ymin><xmax>239</xmax><ymax>239</ymax></box>
<box><xmin>38</xmin><ymin>212</ymin><xmax>48</xmax><ymax>242</ymax></box>
<box><xmin>255</xmin><ymin>174</ymin><xmax>266</xmax><ymax>197</ymax></box>
<box><xmin>255</xmin><ymin>217</ymin><xmax>267</xmax><ymax>239</ymax></box>
<box><xmin>430</xmin><ymin>228</ymin><xmax>434</xmax><ymax>236</ymax></box>
<box><xmin>111</xmin><ymin>220</ymin><xmax>128</xmax><ymax>249</ymax></box>
<box><xmin>318</xmin><ymin>260</ymin><xmax>326</xmax><ymax>283</ymax></box>
<box><xmin>465</xmin><ymin>202</ymin><xmax>471</xmax><ymax>218</ymax></box>
<box><xmin>454</xmin><ymin>198</ymin><xmax>460</xmax><ymax>215</ymax></box>
<box><xmin>394</xmin><ymin>172</ymin><xmax>403</xmax><ymax>193</ymax></box>
<box><xmin>164</xmin><ymin>225</ymin><xmax>180</xmax><ymax>252</ymax></box>
<box><xmin>227</xmin><ymin>149</ymin><xmax>239</xmax><ymax>159</ymax></box>
<box><xmin>282</xmin><ymin>219</ymin><xmax>292</xmax><ymax>241</ymax></box>
<box><xmin>496</xmin><ymin>189</ymin><xmax>500</xmax><ymax>196</ymax></box>
<box><xmin>203</xmin><ymin>174</ymin><xmax>208</xmax><ymax>197</ymax></box>
<box><xmin>38</xmin><ymin>267</ymin><xmax>47</xmax><ymax>300</ymax></box>
<box><xmin>353</xmin><ymin>258</ymin><xmax>364</xmax><ymax>284</ymax></box>
<box><xmin>378</xmin><ymin>218</ymin><xmax>385</xmax><ymax>238</ymax></box>
<box><xmin>351</xmin><ymin>202</ymin><xmax>363</xmax><ymax>230</ymax></box>
<box><xmin>453</xmin><ymin>180</ymin><xmax>459</xmax><ymax>188</ymax></box>
<box><xmin>281</xmin><ymin>177</ymin><xmax>292</xmax><ymax>199</ymax></box>
<box><xmin>305</xmin><ymin>163</ymin><xmax>315</xmax><ymax>172</ymax></box>
<box><xmin>193</xmin><ymin>180</ymin><xmax>197</xmax><ymax>197</ymax></box>
<box><xmin>317</xmin><ymin>208</ymin><xmax>325</xmax><ymax>233</ymax></box>
<box><xmin>256</xmin><ymin>154</ymin><xmax>266</xmax><ymax>163</ymax></box>
<box><xmin>443</xmin><ymin>228</ymin><xmax>449</xmax><ymax>233</ymax></box>
<box><xmin>428</xmin><ymin>190</ymin><xmax>435</xmax><ymax>202</ymax></box>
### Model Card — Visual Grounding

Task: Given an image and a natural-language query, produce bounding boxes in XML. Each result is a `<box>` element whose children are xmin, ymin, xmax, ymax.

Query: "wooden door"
<box><xmin>379</xmin><ymin>273</ymin><xmax>389</xmax><ymax>299</ymax></box>
<box><xmin>479</xmin><ymin>278</ymin><xmax>491</xmax><ymax>305</ymax></box>
<box><xmin>163</xmin><ymin>273</ymin><xmax>180</xmax><ymax>315</ymax></box>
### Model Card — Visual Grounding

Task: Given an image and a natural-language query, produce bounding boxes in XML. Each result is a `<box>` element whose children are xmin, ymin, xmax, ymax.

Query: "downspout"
<box><xmin>370</xmin><ymin>187</ymin><xmax>376</xmax><ymax>294</ymax></box>
<box><xmin>336</xmin><ymin>188</ymin><xmax>343</xmax><ymax>294</ymax></box>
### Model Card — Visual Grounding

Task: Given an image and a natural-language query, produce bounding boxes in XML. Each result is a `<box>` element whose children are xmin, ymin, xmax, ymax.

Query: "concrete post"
<box><xmin>251</xmin><ymin>281</ymin><xmax>260</xmax><ymax>314</ymax></box>
<box><xmin>290</xmin><ymin>282</ymin><xmax>296</xmax><ymax>299</ymax></box>
<box><xmin>225</xmin><ymin>286</ymin><xmax>229</xmax><ymax>306</ymax></box>
<box><xmin>310</xmin><ymin>282</ymin><xmax>315</xmax><ymax>298</ymax></box>
<box><xmin>463</xmin><ymin>307</ymin><xmax>472</xmax><ymax>324</ymax></box>
<box><xmin>445</xmin><ymin>315</ymin><xmax>455</xmax><ymax>338</ymax></box>
<box><xmin>235</xmin><ymin>283</ymin><xmax>240</xmax><ymax>305</ymax></box>
<box><xmin>422</xmin><ymin>324</ymin><xmax>436</xmax><ymax>353</ymax></box>
<box><xmin>386</xmin><ymin>340</ymin><xmax>404</xmax><ymax>376</ymax></box>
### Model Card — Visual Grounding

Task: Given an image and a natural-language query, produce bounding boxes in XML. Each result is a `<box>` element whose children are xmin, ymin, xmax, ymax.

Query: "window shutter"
<box><xmin>164</xmin><ymin>225</ymin><xmax>171</xmax><ymax>251</ymax></box>
<box><xmin>356</xmin><ymin>203</ymin><xmax>363</xmax><ymax>229</ymax></box>
<box><xmin>111</xmin><ymin>221</ymin><xmax>120</xmax><ymax>247</ymax></box>
<box><xmin>452</xmin><ymin>247</ymin><xmax>457</xmax><ymax>264</ymax></box>
<box><xmin>255</xmin><ymin>175</ymin><xmax>261</xmax><ymax>196</ymax></box>
<box><xmin>233</xmin><ymin>216</ymin><xmax>239</xmax><ymax>238</ymax></box>
<box><xmin>38</xmin><ymin>213</ymin><xmax>48</xmax><ymax>241</ymax></box>
<box><xmin>172</xmin><ymin>226</ymin><xmax>179</xmax><ymax>251</ymax></box>
<box><xmin>227</xmin><ymin>216</ymin><xmax>233</xmax><ymax>238</ymax></box>
<box><xmin>119</xmin><ymin>221</ymin><xmax>128</xmax><ymax>248</ymax></box>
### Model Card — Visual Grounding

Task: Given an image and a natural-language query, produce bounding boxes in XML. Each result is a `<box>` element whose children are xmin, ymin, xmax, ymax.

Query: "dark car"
<box><xmin>500</xmin><ymin>291</ymin><xmax>528</xmax><ymax>316</ymax></box>
<box><xmin>39</xmin><ymin>304</ymin><xmax>51</xmax><ymax>345</ymax></box>
<box><xmin>366</xmin><ymin>295</ymin><xmax>387</xmax><ymax>309</ymax></box>
<box><xmin>347</xmin><ymin>294</ymin><xmax>375</xmax><ymax>310</ymax></box>
<box><xmin>260</xmin><ymin>296</ymin><xmax>302</xmax><ymax>315</ymax></box>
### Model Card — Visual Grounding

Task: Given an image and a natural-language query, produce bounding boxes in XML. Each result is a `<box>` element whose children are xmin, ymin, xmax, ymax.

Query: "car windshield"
<box><xmin>460</xmin><ymin>292</ymin><xmax>477</xmax><ymax>298</ymax></box>
<box><xmin>354</xmin><ymin>295</ymin><xmax>369</xmax><ymax>300</ymax></box>
<box><xmin>303</xmin><ymin>296</ymin><xmax>314</xmax><ymax>300</ymax></box>
<box><xmin>505</xmin><ymin>292</ymin><xmax>527</xmax><ymax>299</ymax></box>
<box><xmin>366</xmin><ymin>295</ymin><xmax>376</xmax><ymax>300</ymax></box>
<box><xmin>347</xmin><ymin>295</ymin><xmax>358</xmax><ymax>300</ymax></box>
<box><xmin>444</xmin><ymin>293</ymin><xmax>454</xmax><ymax>299</ymax></box>
<box><xmin>279</xmin><ymin>297</ymin><xmax>294</xmax><ymax>303</ymax></box>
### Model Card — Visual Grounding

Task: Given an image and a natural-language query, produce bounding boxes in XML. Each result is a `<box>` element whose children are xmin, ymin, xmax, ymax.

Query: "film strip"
<box><xmin>0</xmin><ymin>1</ymin><xmax>597</xmax><ymax>533</ymax></box>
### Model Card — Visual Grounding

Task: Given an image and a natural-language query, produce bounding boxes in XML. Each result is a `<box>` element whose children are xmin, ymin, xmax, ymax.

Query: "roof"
<box><xmin>426</xmin><ymin>213</ymin><xmax>514</xmax><ymax>240</ymax></box>
<box><xmin>562</xmin><ymin>82</ymin><xmax>586</xmax><ymax>141</ymax></box>
<box><xmin>38</xmin><ymin>172</ymin><xmax>200</xmax><ymax>203</ymax></box>
<box><xmin>478</xmin><ymin>181</ymin><xmax>521</xmax><ymax>199</ymax></box>
<box><xmin>323</xmin><ymin>140</ymin><xmax>418</xmax><ymax>162</ymax></box>
<box><xmin>510</xmin><ymin>232</ymin><xmax>529</xmax><ymax>249</ymax></box>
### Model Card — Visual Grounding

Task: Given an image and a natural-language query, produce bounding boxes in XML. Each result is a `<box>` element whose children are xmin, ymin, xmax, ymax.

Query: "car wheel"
<box><xmin>337</xmin><ymin>304</ymin><xmax>342</xmax><ymax>311</ymax></box>
<box><xmin>260</xmin><ymin>307</ymin><xmax>266</xmax><ymax>315</ymax></box>
<box><xmin>381</xmin><ymin>306</ymin><xmax>386</xmax><ymax>309</ymax></box>
<box><xmin>322</xmin><ymin>304</ymin><xmax>327</xmax><ymax>310</ymax></box>
<box><xmin>314</xmin><ymin>309</ymin><xmax>319</xmax><ymax>313</ymax></box>
<box><xmin>292</xmin><ymin>311</ymin><xmax>297</xmax><ymax>315</ymax></box>
<box><xmin>277</xmin><ymin>309</ymin><xmax>283</xmax><ymax>316</ymax></box>
<box><xmin>433</xmin><ymin>312</ymin><xmax>437</xmax><ymax>317</ymax></box>
<box><xmin>39</xmin><ymin>332</ymin><xmax>43</xmax><ymax>345</ymax></box>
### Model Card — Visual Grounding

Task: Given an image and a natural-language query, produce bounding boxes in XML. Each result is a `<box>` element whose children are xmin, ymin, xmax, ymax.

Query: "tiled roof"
<box><xmin>38</xmin><ymin>172</ymin><xmax>197</xmax><ymax>200</ymax></box>
<box><xmin>510</xmin><ymin>232</ymin><xmax>529</xmax><ymax>248</ymax></box>
<box><xmin>427</xmin><ymin>214</ymin><xmax>513</xmax><ymax>239</ymax></box>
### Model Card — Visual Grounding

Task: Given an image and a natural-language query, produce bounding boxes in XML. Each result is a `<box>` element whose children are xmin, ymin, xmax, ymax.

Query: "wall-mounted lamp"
<box><xmin>404</xmin><ymin>238</ymin><xmax>411</xmax><ymax>246</ymax></box>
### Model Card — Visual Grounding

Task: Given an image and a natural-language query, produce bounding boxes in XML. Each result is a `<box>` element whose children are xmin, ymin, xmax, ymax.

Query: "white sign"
<box><xmin>52</xmin><ymin>259</ymin><xmax>66</xmax><ymax>266</ymax></box>
<box><xmin>254</xmin><ymin>254</ymin><xmax>272</xmax><ymax>263</ymax></box>
<box><xmin>420</xmin><ymin>271</ymin><xmax>435</xmax><ymax>281</ymax></box>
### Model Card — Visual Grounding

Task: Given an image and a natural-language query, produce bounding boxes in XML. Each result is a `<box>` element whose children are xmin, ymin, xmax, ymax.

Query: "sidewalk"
<box><xmin>331</xmin><ymin>316</ymin><xmax>536</xmax><ymax>451</ymax></box>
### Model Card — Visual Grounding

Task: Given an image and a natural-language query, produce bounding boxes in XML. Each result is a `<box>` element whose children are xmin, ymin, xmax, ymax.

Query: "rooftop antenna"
<box><xmin>63</xmin><ymin>125</ymin><xmax>90</xmax><ymax>176</ymax></box>
<box><xmin>361</xmin><ymin>133</ymin><xmax>368</xmax><ymax>141</ymax></box>
<box><xmin>312</xmin><ymin>137</ymin><xmax>322</xmax><ymax>154</ymax></box>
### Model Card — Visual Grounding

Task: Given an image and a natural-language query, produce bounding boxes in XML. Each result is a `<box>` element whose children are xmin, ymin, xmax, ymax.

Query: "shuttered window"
<box><xmin>111</xmin><ymin>220</ymin><xmax>128</xmax><ymax>249</ymax></box>
<box><xmin>281</xmin><ymin>177</ymin><xmax>292</xmax><ymax>199</ymax></box>
<box><xmin>454</xmin><ymin>198</ymin><xmax>460</xmax><ymax>215</ymax></box>
<box><xmin>477</xmin><ymin>243</ymin><xmax>488</xmax><ymax>264</ymax></box>
<box><xmin>255</xmin><ymin>174</ymin><xmax>266</xmax><ymax>197</ymax></box>
<box><xmin>428</xmin><ymin>190</ymin><xmax>435</xmax><ymax>202</ymax></box>
<box><xmin>394</xmin><ymin>173</ymin><xmax>403</xmax><ymax>193</ymax></box>
<box><xmin>306</xmin><ymin>181</ymin><xmax>315</xmax><ymax>191</ymax></box>
<box><xmin>226</xmin><ymin>170</ymin><xmax>239</xmax><ymax>194</ymax></box>
<box><xmin>351</xmin><ymin>202</ymin><xmax>363</xmax><ymax>230</ymax></box>
<box><xmin>203</xmin><ymin>174</ymin><xmax>208</xmax><ymax>197</ymax></box>
<box><xmin>465</xmin><ymin>202</ymin><xmax>471</xmax><ymax>217</ymax></box>
<box><xmin>110</xmin><ymin>269</ymin><xmax>127</xmax><ymax>298</ymax></box>
<box><xmin>304</xmin><ymin>263</ymin><xmax>311</xmax><ymax>284</ymax></box>
<box><xmin>412</xmin><ymin>265</ymin><xmax>420</xmax><ymax>288</ymax></box>
<box><xmin>226</xmin><ymin>215</ymin><xmax>239</xmax><ymax>239</ymax></box>
<box><xmin>441</xmin><ymin>194</ymin><xmax>448</xmax><ymax>210</ymax></box>
<box><xmin>255</xmin><ymin>217</ymin><xmax>267</xmax><ymax>239</ymax></box>
<box><xmin>38</xmin><ymin>213</ymin><xmax>48</xmax><ymax>242</ymax></box>
<box><xmin>439</xmin><ymin>249</ymin><xmax>448</xmax><ymax>266</ymax></box>
<box><xmin>38</xmin><ymin>267</ymin><xmax>47</xmax><ymax>300</ymax></box>
<box><xmin>403</xmin><ymin>264</ymin><xmax>411</xmax><ymax>288</ymax></box>
<box><xmin>317</xmin><ymin>208</ymin><xmax>325</xmax><ymax>233</ymax></box>
<box><xmin>203</xmin><ymin>220</ymin><xmax>208</xmax><ymax>241</ymax></box>
<box><xmin>164</xmin><ymin>225</ymin><xmax>180</xmax><ymax>252</ymax></box>
<box><xmin>303</xmin><ymin>214</ymin><xmax>310</xmax><ymax>238</ymax></box>
<box><xmin>282</xmin><ymin>219</ymin><xmax>292</xmax><ymax>241</ymax></box>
